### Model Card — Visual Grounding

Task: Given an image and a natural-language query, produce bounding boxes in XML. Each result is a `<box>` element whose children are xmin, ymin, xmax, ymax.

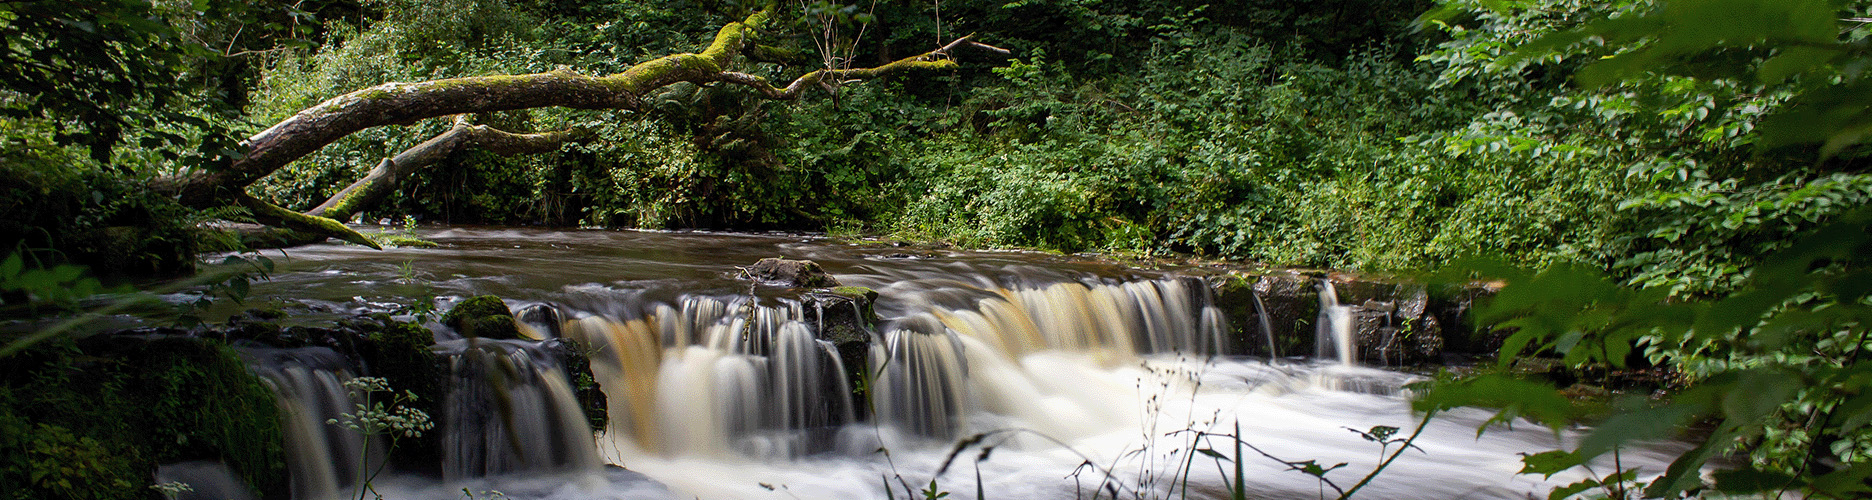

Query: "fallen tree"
<box><xmin>156</xmin><ymin>2</ymin><xmax>1006</xmax><ymax>246</ymax></box>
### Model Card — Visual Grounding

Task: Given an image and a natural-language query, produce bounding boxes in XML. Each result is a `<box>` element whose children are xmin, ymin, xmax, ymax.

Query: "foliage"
<box><xmin>350</xmin><ymin>314</ymin><xmax>445</xmax><ymax>465</ymax></box>
<box><xmin>328</xmin><ymin>376</ymin><xmax>434</xmax><ymax>500</ymax></box>
<box><xmin>1420</xmin><ymin>208</ymin><xmax>1872</xmax><ymax>497</ymax></box>
<box><xmin>0</xmin><ymin>337</ymin><xmax>288</xmax><ymax>500</ymax></box>
<box><xmin>1410</xmin><ymin>2</ymin><xmax>1872</xmax><ymax>498</ymax></box>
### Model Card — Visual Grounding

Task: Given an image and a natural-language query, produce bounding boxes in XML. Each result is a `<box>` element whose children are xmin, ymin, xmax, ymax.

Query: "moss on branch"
<box><xmin>237</xmin><ymin>193</ymin><xmax>382</xmax><ymax>249</ymax></box>
<box><xmin>156</xmin><ymin>2</ymin><xmax>1009</xmax><ymax>247</ymax></box>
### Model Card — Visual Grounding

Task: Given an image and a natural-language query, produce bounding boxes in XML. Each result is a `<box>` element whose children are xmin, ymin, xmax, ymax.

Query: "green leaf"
<box><xmin>1576</xmin><ymin>398</ymin><xmax>1707</xmax><ymax>460</ymax></box>
<box><xmin>1</xmin><ymin>253</ymin><xmax>20</xmax><ymax>280</ymax></box>
<box><xmin>1546</xmin><ymin>477</ymin><xmax>1598</xmax><ymax>500</ymax></box>
<box><xmin>1711</xmin><ymin>467</ymin><xmax>1799</xmax><ymax>494</ymax></box>
<box><xmin>1810</xmin><ymin>462</ymin><xmax>1872</xmax><ymax>497</ymax></box>
<box><xmin>1519</xmin><ymin>450</ymin><xmax>1584</xmax><ymax>478</ymax></box>
<box><xmin>1413</xmin><ymin>374</ymin><xmax>1574</xmax><ymax>434</ymax></box>
<box><xmin>1718</xmin><ymin>369</ymin><xmax>1801</xmax><ymax>425</ymax></box>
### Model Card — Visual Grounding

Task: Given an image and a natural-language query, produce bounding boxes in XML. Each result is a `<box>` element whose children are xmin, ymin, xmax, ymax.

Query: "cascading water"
<box><xmin>1248</xmin><ymin>286</ymin><xmax>1278</xmax><ymax>359</ymax></box>
<box><xmin>243</xmin><ymin>348</ymin><xmax>380</xmax><ymax>500</ymax></box>
<box><xmin>439</xmin><ymin>339</ymin><xmax>602</xmax><ymax>480</ymax></box>
<box><xmin>560</xmin><ymin>295</ymin><xmax>859</xmax><ymax>459</ymax></box>
<box><xmin>244</xmin><ymin>336</ymin><xmax>609</xmax><ymax>499</ymax></box>
<box><xmin>1315</xmin><ymin>280</ymin><xmax>1357</xmax><ymax>366</ymax></box>
<box><xmin>221</xmin><ymin>228</ymin><xmax>1682</xmax><ymax>500</ymax></box>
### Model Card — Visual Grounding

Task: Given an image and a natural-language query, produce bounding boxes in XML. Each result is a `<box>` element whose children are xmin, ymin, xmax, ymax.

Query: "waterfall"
<box><xmin>871</xmin><ymin>317</ymin><xmax>969</xmax><ymax>442</ymax></box>
<box><xmin>557</xmin><ymin>277</ymin><xmax>1226</xmax><ymax>458</ymax></box>
<box><xmin>1316</xmin><ymin>280</ymin><xmax>1357</xmax><ymax>366</ymax></box>
<box><xmin>562</xmin><ymin>295</ymin><xmax>859</xmax><ymax>459</ymax></box>
<box><xmin>213</xmin><ymin>228</ymin><xmax>1675</xmax><ymax>500</ymax></box>
<box><xmin>871</xmin><ymin>278</ymin><xmax>1228</xmax><ymax>442</ymax></box>
<box><xmin>439</xmin><ymin>339</ymin><xmax>601</xmax><ymax>481</ymax></box>
<box><xmin>246</xmin><ymin>339</ymin><xmax>604</xmax><ymax>499</ymax></box>
<box><xmin>1249</xmin><ymin>286</ymin><xmax>1279</xmax><ymax>359</ymax></box>
<box><xmin>243</xmin><ymin>348</ymin><xmax>378</xmax><ymax>500</ymax></box>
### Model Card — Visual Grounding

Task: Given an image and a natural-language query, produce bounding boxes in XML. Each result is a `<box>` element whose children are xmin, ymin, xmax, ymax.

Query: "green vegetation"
<box><xmin>327</xmin><ymin>376</ymin><xmax>434</xmax><ymax>500</ymax></box>
<box><xmin>442</xmin><ymin>295</ymin><xmax>521</xmax><ymax>339</ymax></box>
<box><xmin>0</xmin><ymin>337</ymin><xmax>288</xmax><ymax>500</ymax></box>
<box><xmin>1409</xmin><ymin>1</ymin><xmax>1872</xmax><ymax>498</ymax></box>
<box><xmin>6</xmin><ymin>0</ymin><xmax>1872</xmax><ymax>498</ymax></box>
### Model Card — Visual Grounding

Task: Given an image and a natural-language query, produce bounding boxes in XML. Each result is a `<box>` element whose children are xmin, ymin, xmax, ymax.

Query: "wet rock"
<box><xmin>1350</xmin><ymin>287</ymin><xmax>1444</xmax><ymax>365</ymax></box>
<box><xmin>1430</xmin><ymin>283</ymin><xmax>1494</xmax><ymax>356</ymax></box>
<box><xmin>550</xmin><ymin>338</ymin><xmax>608</xmax><ymax>431</ymax></box>
<box><xmin>802</xmin><ymin>286</ymin><xmax>880</xmax><ymax>420</ymax></box>
<box><xmin>1208</xmin><ymin>274</ymin><xmax>1269</xmax><ymax>357</ymax></box>
<box><xmin>443</xmin><ymin>295</ymin><xmax>522</xmax><ymax>340</ymax></box>
<box><xmin>1252</xmin><ymin>274</ymin><xmax>1322</xmax><ymax>357</ymax></box>
<box><xmin>1206</xmin><ymin>272</ymin><xmax>1480</xmax><ymax>365</ymax></box>
<box><xmin>514</xmin><ymin>303</ymin><xmax>562</xmax><ymax>340</ymax></box>
<box><xmin>743</xmin><ymin>258</ymin><xmax>841</xmax><ymax>288</ymax></box>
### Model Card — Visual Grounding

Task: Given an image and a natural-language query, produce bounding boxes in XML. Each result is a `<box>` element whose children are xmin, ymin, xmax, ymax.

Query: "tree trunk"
<box><xmin>153</xmin><ymin>2</ymin><xmax>1007</xmax><ymax>234</ymax></box>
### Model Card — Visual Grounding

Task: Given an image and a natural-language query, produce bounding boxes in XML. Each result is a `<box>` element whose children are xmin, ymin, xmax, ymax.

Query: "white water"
<box><xmin>229</xmin><ymin>228</ymin><xmax>1684</xmax><ymax>500</ymax></box>
<box><xmin>550</xmin><ymin>278</ymin><xmax>1674</xmax><ymax>499</ymax></box>
<box><xmin>603</xmin><ymin>358</ymin><xmax>1673</xmax><ymax>500</ymax></box>
<box><xmin>1316</xmin><ymin>281</ymin><xmax>1357</xmax><ymax>366</ymax></box>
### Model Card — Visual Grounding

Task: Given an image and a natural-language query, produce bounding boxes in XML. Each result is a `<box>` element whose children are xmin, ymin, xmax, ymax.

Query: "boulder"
<box><xmin>801</xmin><ymin>285</ymin><xmax>880</xmax><ymax>420</ymax></box>
<box><xmin>742</xmin><ymin>258</ymin><xmax>841</xmax><ymax>288</ymax></box>
<box><xmin>442</xmin><ymin>295</ymin><xmax>522</xmax><ymax>340</ymax></box>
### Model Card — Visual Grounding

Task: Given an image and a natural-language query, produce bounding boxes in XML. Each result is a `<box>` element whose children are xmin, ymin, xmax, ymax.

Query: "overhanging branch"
<box><xmin>308</xmin><ymin>115</ymin><xmax>596</xmax><ymax>222</ymax></box>
<box><xmin>158</xmin><ymin>3</ymin><xmax>1010</xmax><ymax>247</ymax></box>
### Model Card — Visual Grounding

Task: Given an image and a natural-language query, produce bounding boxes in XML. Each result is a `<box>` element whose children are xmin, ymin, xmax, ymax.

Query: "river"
<box><xmin>204</xmin><ymin>227</ymin><xmax>1675</xmax><ymax>500</ymax></box>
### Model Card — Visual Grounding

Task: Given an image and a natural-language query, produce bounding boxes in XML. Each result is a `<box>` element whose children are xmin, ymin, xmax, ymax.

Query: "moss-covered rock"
<box><xmin>552</xmin><ymin>339</ymin><xmax>607</xmax><ymax>431</ymax></box>
<box><xmin>353</xmin><ymin>314</ymin><xmax>445</xmax><ymax>473</ymax></box>
<box><xmin>442</xmin><ymin>295</ymin><xmax>521</xmax><ymax>339</ymax></box>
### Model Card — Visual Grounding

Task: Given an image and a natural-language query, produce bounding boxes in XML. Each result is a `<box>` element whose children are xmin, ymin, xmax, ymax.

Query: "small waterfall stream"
<box><xmin>439</xmin><ymin>339</ymin><xmax>602</xmax><ymax>480</ymax></box>
<box><xmin>1315</xmin><ymin>280</ymin><xmax>1357</xmax><ymax>366</ymax></box>
<box><xmin>559</xmin><ymin>295</ymin><xmax>861</xmax><ymax>458</ymax></box>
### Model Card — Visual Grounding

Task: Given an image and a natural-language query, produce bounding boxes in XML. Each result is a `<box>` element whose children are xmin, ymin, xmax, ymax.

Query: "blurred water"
<box><xmin>228</xmin><ymin>227</ymin><xmax>1675</xmax><ymax>500</ymax></box>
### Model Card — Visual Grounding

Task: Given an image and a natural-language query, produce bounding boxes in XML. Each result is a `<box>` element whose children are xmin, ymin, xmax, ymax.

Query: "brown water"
<box><xmin>222</xmin><ymin>227</ymin><xmax>1188</xmax><ymax>321</ymax></box>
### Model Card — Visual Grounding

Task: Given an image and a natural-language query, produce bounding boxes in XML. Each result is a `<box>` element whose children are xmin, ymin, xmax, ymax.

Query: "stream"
<box><xmin>194</xmin><ymin>227</ymin><xmax>1676</xmax><ymax>500</ymax></box>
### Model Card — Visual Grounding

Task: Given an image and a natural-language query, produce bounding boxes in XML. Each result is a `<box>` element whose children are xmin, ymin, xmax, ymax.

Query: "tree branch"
<box><xmin>154</xmin><ymin>5</ymin><xmax>780</xmax><ymax>207</ymax></box>
<box><xmin>154</xmin><ymin>2</ymin><xmax>1010</xmax><ymax>247</ymax></box>
<box><xmin>716</xmin><ymin>35</ymin><xmax>1008</xmax><ymax>100</ymax></box>
<box><xmin>234</xmin><ymin>193</ymin><xmax>382</xmax><ymax>249</ymax></box>
<box><xmin>307</xmin><ymin>114</ymin><xmax>595</xmax><ymax>222</ymax></box>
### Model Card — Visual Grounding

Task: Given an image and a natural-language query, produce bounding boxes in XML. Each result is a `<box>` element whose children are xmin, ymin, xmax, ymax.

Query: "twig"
<box><xmin>1335</xmin><ymin>410</ymin><xmax>1438</xmax><ymax>499</ymax></box>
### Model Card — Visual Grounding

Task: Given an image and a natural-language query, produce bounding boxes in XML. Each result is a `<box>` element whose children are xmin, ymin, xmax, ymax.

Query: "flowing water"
<box><xmin>224</xmin><ymin>227</ymin><xmax>1677</xmax><ymax>500</ymax></box>
<box><xmin>1314</xmin><ymin>281</ymin><xmax>1356</xmax><ymax>366</ymax></box>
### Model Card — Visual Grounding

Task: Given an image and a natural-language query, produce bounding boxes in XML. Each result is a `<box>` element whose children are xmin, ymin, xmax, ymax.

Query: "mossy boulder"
<box><xmin>743</xmin><ymin>258</ymin><xmax>841</xmax><ymax>288</ymax></box>
<box><xmin>442</xmin><ymin>295</ymin><xmax>522</xmax><ymax>339</ymax></box>
<box><xmin>353</xmin><ymin>314</ymin><xmax>445</xmax><ymax>472</ymax></box>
